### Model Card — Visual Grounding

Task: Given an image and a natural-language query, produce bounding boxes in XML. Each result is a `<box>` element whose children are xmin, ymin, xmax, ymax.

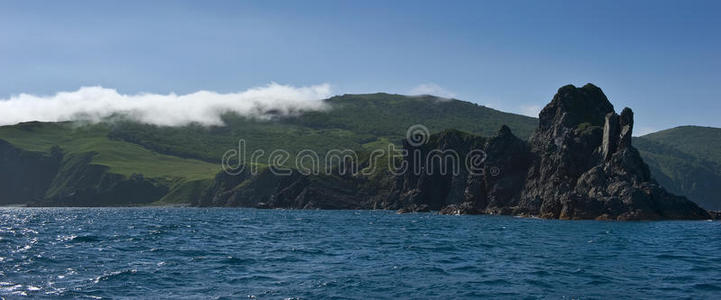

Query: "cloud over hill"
<box><xmin>0</xmin><ymin>83</ymin><xmax>332</xmax><ymax>126</ymax></box>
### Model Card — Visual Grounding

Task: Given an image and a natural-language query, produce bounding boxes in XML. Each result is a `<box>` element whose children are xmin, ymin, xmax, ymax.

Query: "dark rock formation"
<box><xmin>382</xmin><ymin>129</ymin><xmax>486</xmax><ymax>211</ymax></box>
<box><xmin>619</xmin><ymin>107</ymin><xmax>634</xmax><ymax>149</ymax></box>
<box><xmin>602</xmin><ymin>113</ymin><xmax>619</xmax><ymax>160</ymax></box>
<box><xmin>261</xmin><ymin>172</ymin><xmax>371</xmax><ymax>209</ymax></box>
<box><xmin>382</xmin><ymin>126</ymin><xmax>534</xmax><ymax>215</ymax></box>
<box><xmin>386</xmin><ymin>84</ymin><xmax>710</xmax><ymax>220</ymax></box>
<box><xmin>196</xmin><ymin>167</ymin><xmax>386</xmax><ymax>210</ymax></box>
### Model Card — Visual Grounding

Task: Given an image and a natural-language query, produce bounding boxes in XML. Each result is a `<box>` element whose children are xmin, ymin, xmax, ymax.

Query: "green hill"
<box><xmin>637</xmin><ymin>126</ymin><xmax>721</xmax><ymax>164</ymax></box>
<box><xmin>0</xmin><ymin>121</ymin><xmax>219</xmax><ymax>179</ymax></box>
<box><xmin>634</xmin><ymin>126</ymin><xmax>721</xmax><ymax>210</ymax></box>
<box><xmin>105</xmin><ymin>93</ymin><xmax>538</xmax><ymax>163</ymax></box>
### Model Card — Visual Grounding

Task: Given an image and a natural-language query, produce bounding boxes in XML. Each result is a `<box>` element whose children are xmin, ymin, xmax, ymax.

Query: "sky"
<box><xmin>0</xmin><ymin>0</ymin><xmax>719</xmax><ymax>135</ymax></box>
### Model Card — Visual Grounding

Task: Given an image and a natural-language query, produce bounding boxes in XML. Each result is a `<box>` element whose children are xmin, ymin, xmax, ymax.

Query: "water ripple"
<box><xmin>0</xmin><ymin>208</ymin><xmax>719</xmax><ymax>298</ymax></box>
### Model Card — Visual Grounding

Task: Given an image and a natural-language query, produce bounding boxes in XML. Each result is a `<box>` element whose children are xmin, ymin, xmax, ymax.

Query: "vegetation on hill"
<box><xmin>634</xmin><ymin>126</ymin><xmax>721</xmax><ymax>210</ymax></box>
<box><xmin>106</xmin><ymin>93</ymin><xmax>538</xmax><ymax>163</ymax></box>
<box><xmin>638</xmin><ymin>126</ymin><xmax>721</xmax><ymax>164</ymax></box>
<box><xmin>0</xmin><ymin>122</ymin><xmax>219</xmax><ymax>180</ymax></box>
<box><xmin>0</xmin><ymin>122</ymin><xmax>219</xmax><ymax>205</ymax></box>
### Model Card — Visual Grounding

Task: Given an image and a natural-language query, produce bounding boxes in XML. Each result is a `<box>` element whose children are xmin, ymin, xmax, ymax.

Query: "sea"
<box><xmin>1</xmin><ymin>208</ymin><xmax>720</xmax><ymax>299</ymax></box>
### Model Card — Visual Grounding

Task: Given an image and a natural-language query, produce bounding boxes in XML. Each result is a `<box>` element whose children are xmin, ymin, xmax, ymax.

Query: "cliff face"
<box><xmin>381</xmin><ymin>130</ymin><xmax>488</xmax><ymax>212</ymax></box>
<box><xmin>195</xmin><ymin>167</ymin><xmax>387</xmax><ymax>209</ymax></box>
<box><xmin>0</xmin><ymin>140</ymin><xmax>61</xmax><ymax>205</ymax></box>
<box><xmin>33</xmin><ymin>152</ymin><xmax>168</xmax><ymax>207</ymax></box>
<box><xmin>384</xmin><ymin>84</ymin><xmax>710</xmax><ymax>220</ymax></box>
<box><xmin>378</xmin><ymin>128</ymin><xmax>534</xmax><ymax>215</ymax></box>
<box><xmin>0</xmin><ymin>139</ymin><xmax>168</xmax><ymax>206</ymax></box>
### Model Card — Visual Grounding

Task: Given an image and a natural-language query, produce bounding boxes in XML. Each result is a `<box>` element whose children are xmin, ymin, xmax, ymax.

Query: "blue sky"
<box><xmin>1</xmin><ymin>0</ymin><xmax>719</xmax><ymax>134</ymax></box>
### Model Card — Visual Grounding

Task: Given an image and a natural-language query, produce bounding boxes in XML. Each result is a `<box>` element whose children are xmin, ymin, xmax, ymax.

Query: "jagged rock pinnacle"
<box><xmin>602</xmin><ymin>112</ymin><xmax>620</xmax><ymax>160</ymax></box>
<box><xmin>619</xmin><ymin>107</ymin><xmax>634</xmax><ymax>149</ymax></box>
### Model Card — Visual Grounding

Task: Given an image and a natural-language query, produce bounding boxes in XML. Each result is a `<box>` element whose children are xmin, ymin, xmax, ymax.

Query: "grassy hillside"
<box><xmin>638</xmin><ymin>126</ymin><xmax>721</xmax><ymax>164</ymax></box>
<box><xmin>0</xmin><ymin>122</ymin><xmax>219</xmax><ymax>180</ymax></box>
<box><xmin>106</xmin><ymin>93</ymin><xmax>538</xmax><ymax>163</ymax></box>
<box><xmin>299</xmin><ymin>93</ymin><xmax>537</xmax><ymax>139</ymax></box>
<box><xmin>0</xmin><ymin>122</ymin><xmax>219</xmax><ymax>205</ymax></box>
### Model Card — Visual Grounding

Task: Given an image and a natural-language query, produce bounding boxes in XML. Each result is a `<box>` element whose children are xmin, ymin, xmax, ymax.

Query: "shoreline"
<box><xmin>3</xmin><ymin>205</ymin><xmax>719</xmax><ymax>222</ymax></box>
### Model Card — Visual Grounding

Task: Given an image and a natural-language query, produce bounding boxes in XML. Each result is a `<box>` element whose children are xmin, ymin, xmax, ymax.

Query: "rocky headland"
<box><xmin>385</xmin><ymin>84</ymin><xmax>709</xmax><ymax>220</ymax></box>
<box><xmin>199</xmin><ymin>84</ymin><xmax>710</xmax><ymax>220</ymax></box>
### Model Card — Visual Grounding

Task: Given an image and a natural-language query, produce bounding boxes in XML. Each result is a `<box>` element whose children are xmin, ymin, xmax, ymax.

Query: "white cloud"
<box><xmin>0</xmin><ymin>83</ymin><xmax>333</xmax><ymax>126</ymax></box>
<box><xmin>408</xmin><ymin>83</ymin><xmax>456</xmax><ymax>99</ymax></box>
<box><xmin>518</xmin><ymin>104</ymin><xmax>542</xmax><ymax>117</ymax></box>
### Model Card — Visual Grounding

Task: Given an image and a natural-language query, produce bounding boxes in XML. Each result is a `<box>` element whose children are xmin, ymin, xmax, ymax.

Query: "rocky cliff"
<box><xmin>383</xmin><ymin>84</ymin><xmax>710</xmax><ymax>220</ymax></box>
<box><xmin>194</xmin><ymin>165</ymin><xmax>390</xmax><ymax>209</ymax></box>
<box><xmin>0</xmin><ymin>140</ymin><xmax>61</xmax><ymax>205</ymax></box>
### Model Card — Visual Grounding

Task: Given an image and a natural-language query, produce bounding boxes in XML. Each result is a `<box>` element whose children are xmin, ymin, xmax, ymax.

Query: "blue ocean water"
<box><xmin>1</xmin><ymin>208</ymin><xmax>720</xmax><ymax>299</ymax></box>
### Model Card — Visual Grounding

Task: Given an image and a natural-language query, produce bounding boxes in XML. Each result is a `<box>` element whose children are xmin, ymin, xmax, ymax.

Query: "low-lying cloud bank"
<box><xmin>0</xmin><ymin>83</ymin><xmax>333</xmax><ymax>126</ymax></box>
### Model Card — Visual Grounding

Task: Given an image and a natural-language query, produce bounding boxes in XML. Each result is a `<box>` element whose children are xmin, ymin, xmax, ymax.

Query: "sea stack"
<box><xmin>518</xmin><ymin>84</ymin><xmax>709</xmax><ymax>220</ymax></box>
